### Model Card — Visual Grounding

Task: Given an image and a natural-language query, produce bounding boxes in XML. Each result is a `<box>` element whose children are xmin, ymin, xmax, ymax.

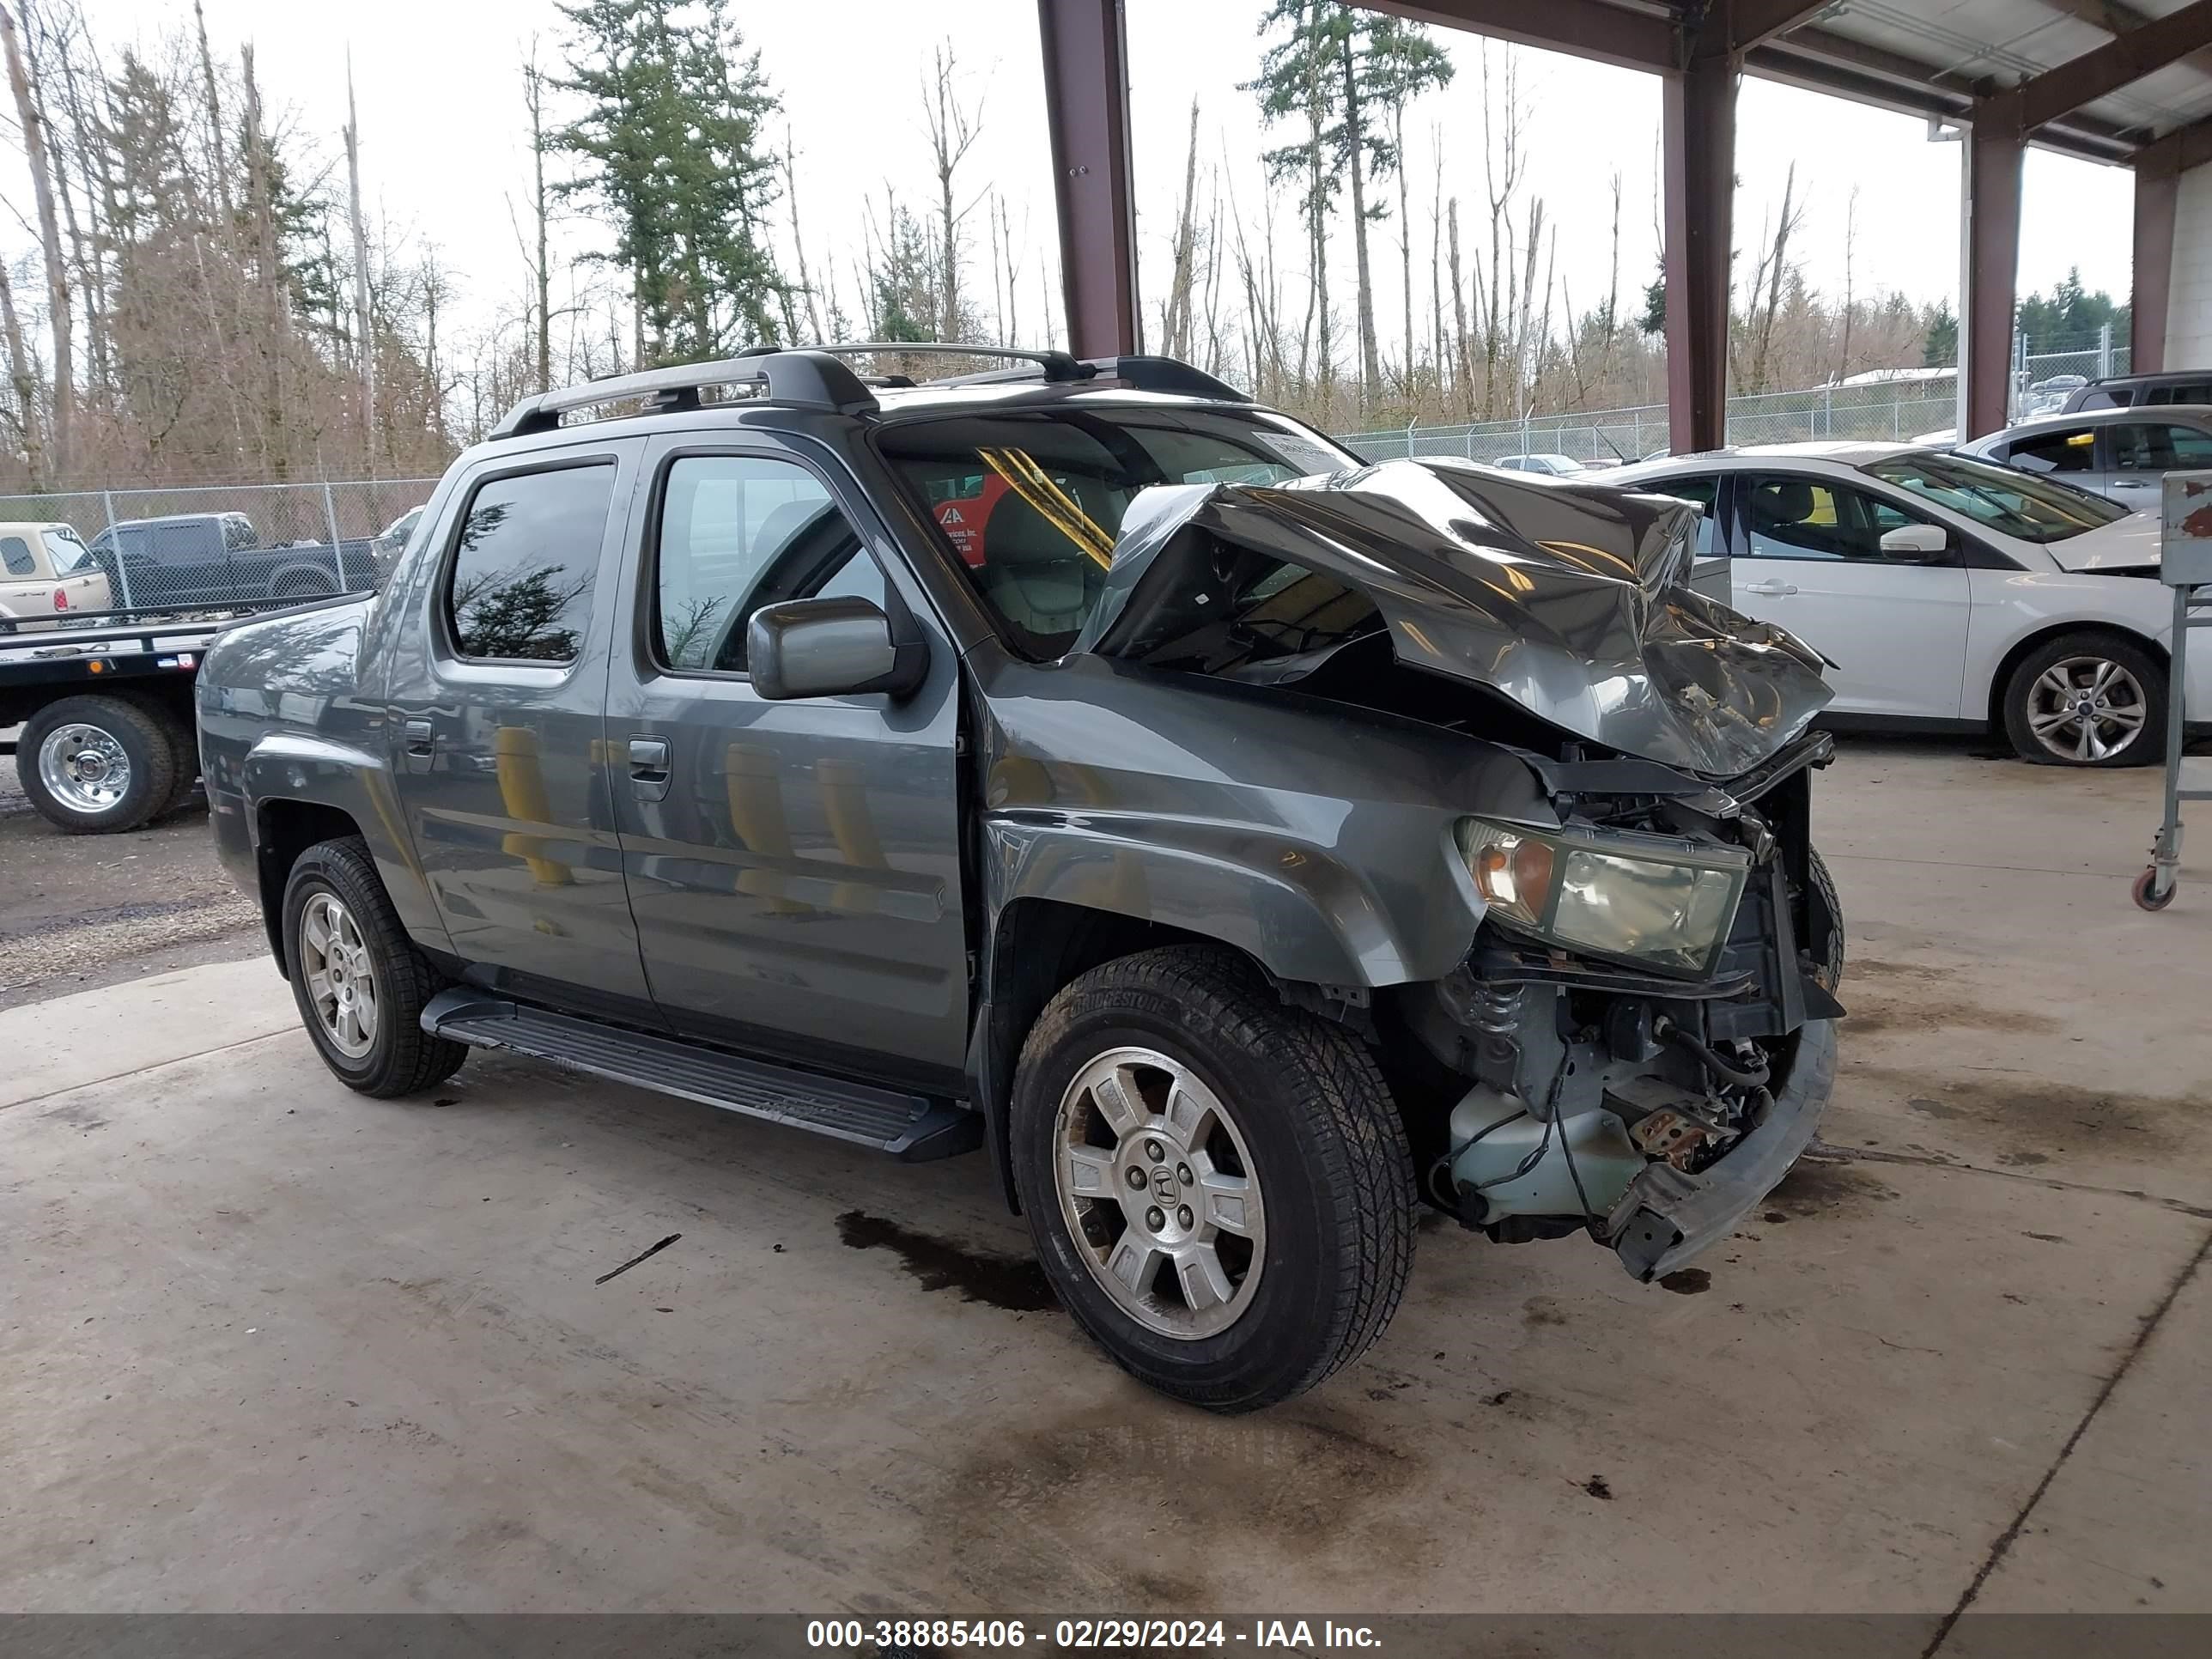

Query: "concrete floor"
<box><xmin>2</xmin><ymin>739</ymin><xmax>2206</xmax><ymax>1620</ymax></box>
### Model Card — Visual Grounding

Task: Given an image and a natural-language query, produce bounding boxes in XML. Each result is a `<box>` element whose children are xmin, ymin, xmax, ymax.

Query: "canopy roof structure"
<box><xmin>1035</xmin><ymin>0</ymin><xmax>2212</xmax><ymax>446</ymax></box>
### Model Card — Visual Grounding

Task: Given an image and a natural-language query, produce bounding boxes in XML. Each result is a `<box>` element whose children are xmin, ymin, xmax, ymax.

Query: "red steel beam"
<box><xmin>2132</xmin><ymin>133</ymin><xmax>2182</xmax><ymax>374</ymax></box>
<box><xmin>1962</xmin><ymin>119</ymin><xmax>2024</xmax><ymax>439</ymax></box>
<box><xmin>1663</xmin><ymin>48</ymin><xmax>1737</xmax><ymax>454</ymax></box>
<box><xmin>1036</xmin><ymin>0</ymin><xmax>1139</xmax><ymax>358</ymax></box>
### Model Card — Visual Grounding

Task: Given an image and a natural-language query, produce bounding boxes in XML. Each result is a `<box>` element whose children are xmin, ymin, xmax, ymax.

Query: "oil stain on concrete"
<box><xmin>836</xmin><ymin>1209</ymin><xmax>1057</xmax><ymax>1312</ymax></box>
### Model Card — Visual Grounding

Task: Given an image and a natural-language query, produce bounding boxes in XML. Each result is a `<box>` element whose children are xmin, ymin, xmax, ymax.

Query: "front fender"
<box><xmin>984</xmin><ymin>811</ymin><xmax>1478</xmax><ymax>990</ymax></box>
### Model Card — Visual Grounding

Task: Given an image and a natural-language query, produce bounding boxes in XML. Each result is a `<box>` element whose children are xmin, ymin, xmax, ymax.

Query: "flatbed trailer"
<box><xmin>2</xmin><ymin>598</ymin><xmax>313</xmax><ymax>833</ymax></box>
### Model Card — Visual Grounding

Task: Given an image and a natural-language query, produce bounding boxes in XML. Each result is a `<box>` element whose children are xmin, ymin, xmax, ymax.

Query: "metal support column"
<box><xmin>1962</xmin><ymin>103</ymin><xmax>2024</xmax><ymax>439</ymax></box>
<box><xmin>1662</xmin><ymin>48</ymin><xmax>1737</xmax><ymax>455</ymax></box>
<box><xmin>2134</xmin><ymin>135</ymin><xmax>2180</xmax><ymax>376</ymax></box>
<box><xmin>1036</xmin><ymin>0</ymin><xmax>1139</xmax><ymax>360</ymax></box>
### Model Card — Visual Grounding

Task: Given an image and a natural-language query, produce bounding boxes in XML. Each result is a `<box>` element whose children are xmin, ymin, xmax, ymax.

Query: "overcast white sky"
<box><xmin>30</xmin><ymin>0</ymin><xmax>2140</xmax><ymax>362</ymax></box>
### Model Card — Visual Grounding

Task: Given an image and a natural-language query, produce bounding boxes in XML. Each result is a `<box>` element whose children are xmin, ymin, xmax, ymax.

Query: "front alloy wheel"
<box><xmin>2003</xmin><ymin>633</ymin><xmax>2165</xmax><ymax>768</ymax></box>
<box><xmin>2026</xmin><ymin>656</ymin><xmax>2149</xmax><ymax>763</ymax></box>
<box><xmin>1012</xmin><ymin>945</ymin><xmax>1416</xmax><ymax>1413</ymax></box>
<box><xmin>1054</xmin><ymin>1047</ymin><xmax>1265</xmax><ymax>1340</ymax></box>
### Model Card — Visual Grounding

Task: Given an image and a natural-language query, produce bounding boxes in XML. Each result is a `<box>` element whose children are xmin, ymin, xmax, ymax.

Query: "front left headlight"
<box><xmin>1457</xmin><ymin>817</ymin><xmax>1751</xmax><ymax>978</ymax></box>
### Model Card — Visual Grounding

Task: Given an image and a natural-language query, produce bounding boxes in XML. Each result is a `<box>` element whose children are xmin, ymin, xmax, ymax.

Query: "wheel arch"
<box><xmin>255</xmin><ymin>799</ymin><xmax>366</xmax><ymax>975</ymax></box>
<box><xmin>967</xmin><ymin>898</ymin><xmax>1290</xmax><ymax>1214</ymax></box>
<box><xmin>264</xmin><ymin>559</ymin><xmax>339</xmax><ymax>597</ymax></box>
<box><xmin>1983</xmin><ymin>619</ymin><xmax>2166</xmax><ymax>732</ymax></box>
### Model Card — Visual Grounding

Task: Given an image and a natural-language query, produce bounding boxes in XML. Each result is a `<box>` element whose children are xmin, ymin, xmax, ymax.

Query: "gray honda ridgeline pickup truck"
<box><xmin>198</xmin><ymin>346</ymin><xmax>1844</xmax><ymax>1413</ymax></box>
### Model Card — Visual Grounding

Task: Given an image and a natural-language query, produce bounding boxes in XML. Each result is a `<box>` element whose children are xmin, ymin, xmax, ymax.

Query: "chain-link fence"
<box><xmin>1334</xmin><ymin>348</ymin><xmax>2136</xmax><ymax>466</ymax></box>
<box><xmin>0</xmin><ymin>477</ymin><xmax>439</xmax><ymax>613</ymax></box>
<box><xmin>0</xmin><ymin>345</ymin><xmax>2145</xmax><ymax>606</ymax></box>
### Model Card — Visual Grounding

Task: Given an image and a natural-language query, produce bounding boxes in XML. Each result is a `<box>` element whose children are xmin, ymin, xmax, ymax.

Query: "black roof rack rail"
<box><xmin>781</xmin><ymin>342</ymin><xmax>1248</xmax><ymax>402</ymax></box>
<box><xmin>1084</xmin><ymin>355</ymin><xmax>1249</xmax><ymax>402</ymax></box>
<box><xmin>787</xmin><ymin>341</ymin><xmax>1099</xmax><ymax>383</ymax></box>
<box><xmin>489</xmin><ymin>349</ymin><xmax>879</xmax><ymax>439</ymax></box>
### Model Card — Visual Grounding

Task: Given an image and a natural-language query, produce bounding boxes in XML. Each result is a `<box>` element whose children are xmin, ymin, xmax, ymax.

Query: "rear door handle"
<box><xmin>402</xmin><ymin>717</ymin><xmax>434</xmax><ymax>773</ymax></box>
<box><xmin>629</xmin><ymin>735</ymin><xmax>672</xmax><ymax>802</ymax></box>
<box><xmin>1744</xmin><ymin>579</ymin><xmax>1799</xmax><ymax>596</ymax></box>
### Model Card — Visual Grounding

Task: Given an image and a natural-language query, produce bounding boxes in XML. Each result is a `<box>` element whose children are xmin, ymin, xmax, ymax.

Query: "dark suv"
<box><xmin>2059</xmin><ymin>368</ymin><xmax>2212</xmax><ymax>412</ymax></box>
<box><xmin>198</xmin><ymin>346</ymin><xmax>1844</xmax><ymax>1411</ymax></box>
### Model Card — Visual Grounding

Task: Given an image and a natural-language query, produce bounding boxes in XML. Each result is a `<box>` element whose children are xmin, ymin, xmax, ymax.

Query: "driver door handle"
<box><xmin>629</xmin><ymin>735</ymin><xmax>672</xmax><ymax>802</ymax></box>
<box><xmin>1744</xmin><ymin>579</ymin><xmax>1798</xmax><ymax>596</ymax></box>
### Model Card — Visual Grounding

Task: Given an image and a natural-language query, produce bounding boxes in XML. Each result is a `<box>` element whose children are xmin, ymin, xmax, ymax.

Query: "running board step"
<box><xmin>420</xmin><ymin>991</ymin><xmax>980</xmax><ymax>1162</ymax></box>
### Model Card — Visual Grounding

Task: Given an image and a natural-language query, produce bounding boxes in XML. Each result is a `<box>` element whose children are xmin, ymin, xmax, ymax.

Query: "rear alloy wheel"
<box><xmin>18</xmin><ymin>694</ymin><xmax>179</xmax><ymax>833</ymax></box>
<box><xmin>1011</xmin><ymin>945</ymin><xmax>1416</xmax><ymax>1413</ymax></box>
<box><xmin>283</xmin><ymin>836</ymin><xmax>467</xmax><ymax>1097</ymax></box>
<box><xmin>2002</xmin><ymin>634</ymin><xmax>2164</xmax><ymax>767</ymax></box>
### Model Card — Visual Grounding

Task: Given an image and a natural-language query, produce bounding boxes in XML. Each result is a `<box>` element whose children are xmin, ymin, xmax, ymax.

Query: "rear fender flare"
<box><xmin>240</xmin><ymin>732</ymin><xmax>450</xmax><ymax>966</ymax></box>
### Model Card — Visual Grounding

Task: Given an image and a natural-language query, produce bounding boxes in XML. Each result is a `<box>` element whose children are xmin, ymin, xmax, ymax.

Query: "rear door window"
<box><xmin>444</xmin><ymin>462</ymin><xmax>615</xmax><ymax>663</ymax></box>
<box><xmin>2107</xmin><ymin>424</ymin><xmax>2212</xmax><ymax>471</ymax></box>
<box><xmin>2144</xmin><ymin>380</ymin><xmax>2212</xmax><ymax>405</ymax></box>
<box><xmin>2008</xmin><ymin>427</ymin><xmax>2098</xmax><ymax>475</ymax></box>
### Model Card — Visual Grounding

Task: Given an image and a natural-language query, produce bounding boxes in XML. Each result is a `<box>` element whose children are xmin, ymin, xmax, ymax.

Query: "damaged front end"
<box><xmin>1077</xmin><ymin>457</ymin><xmax>1844</xmax><ymax>1279</ymax></box>
<box><xmin>1397</xmin><ymin>736</ymin><xmax>1843</xmax><ymax>1279</ymax></box>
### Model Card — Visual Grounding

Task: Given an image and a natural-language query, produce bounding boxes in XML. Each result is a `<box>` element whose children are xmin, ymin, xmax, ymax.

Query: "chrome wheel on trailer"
<box><xmin>2024</xmin><ymin>655</ymin><xmax>2150</xmax><ymax>763</ymax></box>
<box><xmin>1052</xmin><ymin>1045</ymin><xmax>1265</xmax><ymax>1340</ymax></box>
<box><xmin>38</xmin><ymin>722</ymin><xmax>133</xmax><ymax>815</ymax></box>
<box><xmin>298</xmin><ymin>891</ymin><xmax>380</xmax><ymax>1060</ymax></box>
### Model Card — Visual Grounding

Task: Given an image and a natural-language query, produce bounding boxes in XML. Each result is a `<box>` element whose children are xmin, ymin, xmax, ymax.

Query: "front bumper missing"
<box><xmin>1607</xmin><ymin>1018</ymin><xmax>1838</xmax><ymax>1282</ymax></box>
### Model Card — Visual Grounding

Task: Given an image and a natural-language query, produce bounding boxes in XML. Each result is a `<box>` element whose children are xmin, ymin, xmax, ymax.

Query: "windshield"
<box><xmin>876</xmin><ymin>404</ymin><xmax>1358</xmax><ymax>657</ymax></box>
<box><xmin>1861</xmin><ymin>451</ymin><xmax>2126</xmax><ymax>543</ymax></box>
<box><xmin>42</xmin><ymin>526</ymin><xmax>93</xmax><ymax>574</ymax></box>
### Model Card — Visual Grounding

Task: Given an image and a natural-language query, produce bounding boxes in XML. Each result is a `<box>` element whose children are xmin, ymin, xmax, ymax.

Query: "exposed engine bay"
<box><xmin>1389</xmin><ymin>736</ymin><xmax>1844</xmax><ymax>1261</ymax></box>
<box><xmin>1065</xmin><ymin>453</ymin><xmax>1845</xmax><ymax>1279</ymax></box>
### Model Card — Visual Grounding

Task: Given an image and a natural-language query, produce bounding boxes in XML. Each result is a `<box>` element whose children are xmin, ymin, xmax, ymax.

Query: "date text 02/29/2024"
<box><xmin>805</xmin><ymin>1620</ymin><xmax>1383</xmax><ymax>1650</ymax></box>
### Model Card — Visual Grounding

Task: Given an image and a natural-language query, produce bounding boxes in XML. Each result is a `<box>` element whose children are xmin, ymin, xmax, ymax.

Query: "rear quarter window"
<box><xmin>443</xmin><ymin>462</ymin><xmax>616</xmax><ymax>663</ymax></box>
<box><xmin>0</xmin><ymin>535</ymin><xmax>33</xmax><ymax>577</ymax></box>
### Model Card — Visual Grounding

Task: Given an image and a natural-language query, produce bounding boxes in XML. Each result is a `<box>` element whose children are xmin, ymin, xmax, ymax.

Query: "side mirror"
<box><xmin>1879</xmin><ymin>523</ymin><xmax>1949</xmax><ymax>560</ymax></box>
<box><xmin>747</xmin><ymin>596</ymin><xmax>927</xmax><ymax>701</ymax></box>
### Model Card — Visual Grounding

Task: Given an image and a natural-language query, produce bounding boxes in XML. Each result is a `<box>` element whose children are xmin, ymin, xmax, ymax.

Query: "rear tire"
<box><xmin>1010</xmin><ymin>945</ymin><xmax>1417</xmax><ymax>1413</ymax></box>
<box><xmin>2001</xmin><ymin>632</ymin><xmax>2164</xmax><ymax>768</ymax></box>
<box><xmin>17</xmin><ymin>693</ymin><xmax>179</xmax><ymax>834</ymax></box>
<box><xmin>282</xmin><ymin>836</ymin><xmax>467</xmax><ymax>1097</ymax></box>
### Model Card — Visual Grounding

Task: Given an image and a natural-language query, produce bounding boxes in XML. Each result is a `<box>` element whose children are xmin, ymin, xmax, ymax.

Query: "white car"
<box><xmin>1608</xmin><ymin>441</ymin><xmax>2206</xmax><ymax>767</ymax></box>
<box><xmin>1495</xmin><ymin>452</ymin><xmax>1587</xmax><ymax>477</ymax></box>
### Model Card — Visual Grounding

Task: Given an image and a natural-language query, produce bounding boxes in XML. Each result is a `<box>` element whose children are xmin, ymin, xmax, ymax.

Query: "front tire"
<box><xmin>18</xmin><ymin>693</ymin><xmax>179</xmax><ymax>833</ymax></box>
<box><xmin>1010</xmin><ymin>945</ymin><xmax>1416</xmax><ymax>1413</ymax></box>
<box><xmin>283</xmin><ymin>836</ymin><xmax>467</xmax><ymax>1097</ymax></box>
<box><xmin>2001</xmin><ymin>633</ymin><xmax>2164</xmax><ymax>767</ymax></box>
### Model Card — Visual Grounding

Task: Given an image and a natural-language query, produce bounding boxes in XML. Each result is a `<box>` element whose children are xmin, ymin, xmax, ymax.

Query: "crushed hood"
<box><xmin>1074</xmin><ymin>457</ymin><xmax>1832</xmax><ymax>778</ymax></box>
<box><xmin>2042</xmin><ymin>509</ymin><xmax>2164</xmax><ymax>573</ymax></box>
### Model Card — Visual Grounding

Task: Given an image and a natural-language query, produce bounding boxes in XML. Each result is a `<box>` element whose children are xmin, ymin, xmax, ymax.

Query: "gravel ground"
<box><xmin>0</xmin><ymin>728</ymin><xmax>262</xmax><ymax>1011</ymax></box>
